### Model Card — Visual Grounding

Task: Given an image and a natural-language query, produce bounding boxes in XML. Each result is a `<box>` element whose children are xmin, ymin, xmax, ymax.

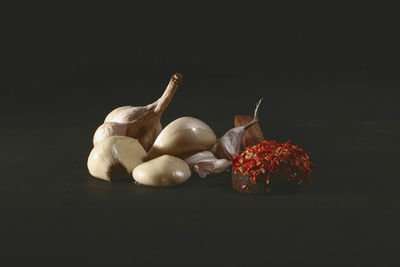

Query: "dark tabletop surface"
<box><xmin>1</xmin><ymin>71</ymin><xmax>399</xmax><ymax>266</ymax></box>
<box><xmin>1</xmin><ymin>4</ymin><xmax>400</xmax><ymax>265</ymax></box>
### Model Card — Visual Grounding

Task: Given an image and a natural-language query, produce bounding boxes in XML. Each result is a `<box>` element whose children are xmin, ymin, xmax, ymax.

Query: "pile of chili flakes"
<box><xmin>230</xmin><ymin>140</ymin><xmax>314</xmax><ymax>188</ymax></box>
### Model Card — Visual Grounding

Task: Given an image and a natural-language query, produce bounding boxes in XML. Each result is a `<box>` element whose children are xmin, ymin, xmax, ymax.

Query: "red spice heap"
<box><xmin>230</xmin><ymin>140</ymin><xmax>313</xmax><ymax>190</ymax></box>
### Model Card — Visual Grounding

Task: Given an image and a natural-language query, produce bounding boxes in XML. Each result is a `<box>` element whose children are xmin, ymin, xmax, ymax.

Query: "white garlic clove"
<box><xmin>185</xmin><ymin>151</ymin><xmax>231</xmax><ymax>178</ymax></box>
<box><xmin>147</xmin><ymin>117</ymin><xmax>217</xmax><ymax>160</ymax></box>
<box><xmin>132</xmin><ymin>155</ymin><xmax>191</xmax><ymax>187</ymax></box>
<box><xmin>87</xmin><ymin>136</ymin><xmax>147</xmax><ymax>182</ymax></box>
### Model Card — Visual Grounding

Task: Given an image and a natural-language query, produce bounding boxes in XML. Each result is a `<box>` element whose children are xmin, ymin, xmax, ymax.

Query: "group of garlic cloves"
<box><xmin>87</xmin><ymin>73</ymin><xmax>263</xmax><ymax>187</ymax></box>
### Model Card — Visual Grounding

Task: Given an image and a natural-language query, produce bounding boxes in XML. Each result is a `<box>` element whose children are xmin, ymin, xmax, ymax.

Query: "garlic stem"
<box><xmin>153</xmin><ymin>73</ymin><xmax>183</xmax><ymax>115</ymax></box>
<box><xmin>243</xmin><ymin>98</ymin><xmax>263</xmax><ymax>130</ymax></box>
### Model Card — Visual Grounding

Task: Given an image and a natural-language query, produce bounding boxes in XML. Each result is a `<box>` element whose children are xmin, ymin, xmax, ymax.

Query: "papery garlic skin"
<box><xmin>213</xmin><ymin>127</ymin><xmax>246</xmax><ymax>159</ymax></box>
<box><xmin>147</xmin><ymin>117</ymin><xmax>217</xmax><ymax>160</ymax></box>
<box><xmin>132</xmin><ymin>121</ymin><xmax>162</xmax><ymax>151</ymax></box>
<box><xmin>87</xmin><ymin>136</ymin><xmax>147</xmax><ymax>182</ymax></box>
<box><xmin>185</xmin><ymin>151</ymin><xmax>231</xmax><ymax>178</ymax></box>
<box><xmin>93</xmin><ymin>122</ymin><xmax>129</xmax><ymax>146</ymax></box>
<box><xmin>105</xmin><ymin>105</ymin><xmax>153</xmax><ymax>124</ymax></box>
<box><xmin>93</xmin><ymin>121</ymin><xmax>162</xmax><ymax>150</ymax></box>
<box><xmin>132</xmin><ymin>155</ymin><xmax>191</xmax><ymax>187</ymax></box>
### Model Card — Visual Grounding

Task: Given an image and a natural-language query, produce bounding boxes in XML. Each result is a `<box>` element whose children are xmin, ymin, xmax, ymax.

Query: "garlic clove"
<box><xmin>146</xmin><ymin>117</ymin><xmax>217</xmax><ymax>160</ymax></box>
<box><xmin>213</xmin><ymin>127</ymin><xmax>246</xmax><ymax>159</ymax></box>
<box><xmin>214</xmin><ymin>98</ymin><xmax>263</xmax><ymax>159</ymax></box>
<box><xmin>185</xmin><ymin>151</ymin><xmax>216</xmax><ymax>166</ymax></box>
<box><xmin>132</xmin><ymin>155</ymin><xmax>191</xmax><ymax>187</ymax></box>
<box><xmin>92</xmin><ymin>73</ymin><xmax>183</xmax><ymax>150</ymax></box>
<box><xmin>185</xmin><ymin>151</ymin><xmax>231</xmax><ymax>178</ymax></box>
<box><xmin>234</xmin><ymin>115</ymin><xmax>265</xmax><ymax>147</ymax></box>
<box><xmin>194</xmin><ymin>159</ymin><xmax>231</xmax><ymax>178</ymax></box>
<box><xmin>87</xmin><ymin>136</ymin><xmax>147</xmax><ymax>182</ymax></box>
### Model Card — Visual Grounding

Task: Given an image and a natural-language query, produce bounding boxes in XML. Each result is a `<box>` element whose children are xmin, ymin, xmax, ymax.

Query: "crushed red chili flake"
<box><xmin>230</xmin><ymin>140</ymin><xmax>314</xmax><ymax>189</ymax></box>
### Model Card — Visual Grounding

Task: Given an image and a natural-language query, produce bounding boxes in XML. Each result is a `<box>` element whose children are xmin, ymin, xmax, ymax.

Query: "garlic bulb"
<box><xmin>132</xmin><ymin>155</ymin><xmax>191</xmax><ymax>187</ymax></box>
<box><xmin>146</xmin><ymin>117</ymin><xmax>217</xmax><ymax>160</ymax></box>
<box><xmin>93</xmin><ymin>73</ymin><xmax>183</xmax><ymax>150</ymax></box>
<box><xmin>185</xmin><ymin>151</ymin><xmax>231</xmax><ymax>178</ymax></box>
<box><xmin>213</xmin><ymin>98</ymin><xmax>263</xmax><ymax>159</ymax></box>
<box><xmin>87</xmin><ymin>136</ymin><xmax>147</xmax><ymax>182</ymax></box>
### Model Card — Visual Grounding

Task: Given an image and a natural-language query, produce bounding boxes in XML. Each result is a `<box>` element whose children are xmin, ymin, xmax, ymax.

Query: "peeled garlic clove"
<box><xmin>132</xmin><ymin>155</ymin><xmax>191</xmax><ymax>187</ymax></box>
<box><xmin>214</xmin><ymin>98</ymin><xmax>263</xmax><ymax>159</ymax></box>
<box><xmin>87</xmin><ymin>136</ymin><xmax>147</xmax><ymax>182</ymax></box>
<box><xmin>146</xmin><ymin>117</ymin><xmax>217</xmax><ymax>160</ymax></box>
<box><xmin>185</xmin><ymin>151</ymin><xmax>231</xmax><ymax>178</ymax></box>
<box><xmin>93</xmin><ymin>73</ymin><xmax>183</xmax><ymax>150</ymax></box>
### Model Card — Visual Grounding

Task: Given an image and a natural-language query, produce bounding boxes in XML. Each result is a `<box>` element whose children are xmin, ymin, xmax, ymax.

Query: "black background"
<box><xmin>1</xmin><ymin>3</ymin><xmax>399</xmax><ymax>266</ymax></box>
